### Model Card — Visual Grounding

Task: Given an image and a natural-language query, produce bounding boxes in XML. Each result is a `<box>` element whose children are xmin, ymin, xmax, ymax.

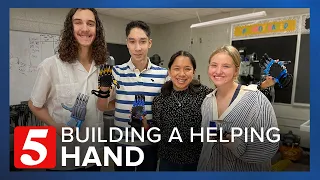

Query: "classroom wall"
<box><xmin>9</xmin><ymin>8</ymin><xmax>159</xmax><ymax>57</ymax></box>
<box><xmin>153</xmin><ymin>8</ymin><xmax>310</xmax><ymax>148</ymax></box>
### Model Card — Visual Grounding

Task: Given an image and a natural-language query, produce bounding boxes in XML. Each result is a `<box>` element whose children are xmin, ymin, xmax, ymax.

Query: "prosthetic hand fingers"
<box><xmin>62</xmin><ymin>93</ymin><xmax>88</xmax><ymax>128</ymax></box>
<box><xmin>79</xmin><ymin>106</ymin><xmax>86</xmax><ymax>122</ymax></box>
<box><xmin>279</xmin><ymin>73</ymin><xmax>293</xmax><ymax>88</ymax></box>
<box><xmin>98</xmin><ymin>64</ymin><xmax>113</xmax><ymax>88</ymax></box>
<box><xmin>76</xmin><ymin>93</ymin><xmax>81</xmax><ymax>104</ymax></box>
<box><xmin>75</xmin><ymin>94</ymin><xmax>83</xmax><ymax>119</ymax></box>
<box><xmin>106</xmin><ymin>65</ymin><xmax>113</xmax><ymax>75</ymax></box>
<box><xmin>71</xmin><ymin>93</ymin><xmax>80</xmax><ymax>117</ymax></box>
<box><xmin>129</xmin><ymin>94</ymin><xmax>146</xmax><ymax>128</ymax></box>
<box><xmin>140</xmin><ymin>95</ymin><xmax>147</xmax><ymax>116</ymax></box>
<box><xmin>61</xmin><ymin>103</ymin><xmax>73</xmax><ymax>112</ymax></box>
<box><xmin>106</xmin><ymin>65</ymin><xmax>120</xmax><ymax>89</ymax></box>
<box><xmin>80</xmin><ymin>95</ymin><xmax>89</xmax><ymax>121</ymax></box>
<box><xmin>92</xmin><ymin>64</ymin><xmax>112</xmax><ymax>97</ymax></box>
<box><xmin>75</xmin><ymin>94</ymin><xmax>83</xmax><ymax>120</ymax></box>
<box><xmin>133</xmin><ymin>95</ymin><xmax>138</xmax><ymax>107</ymax></box>
<box><xmin>83</xmin><ymin>94</ymin><xmax>89</xmax><ymax>104</ymax></box>
<box><xmin>97</xmin><ymin>64</ymin><xmax>120</xmax><ymax>96</ymax></box>
<box><xmin>113</xmin><ymin>79</ymin><xmax>120</xmax><ymax>89</ymax></box>
<box><xmin>77</xmin><ymin>94</ymin><xmax>88</xmax><ymax>121</ymax></box>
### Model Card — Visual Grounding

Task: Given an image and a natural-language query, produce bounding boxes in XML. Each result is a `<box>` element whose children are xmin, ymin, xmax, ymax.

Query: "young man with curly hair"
<box><xmin>28</xmin><ymin>8</ymin><xmax>107</xmax><ymax>171</ymax></box>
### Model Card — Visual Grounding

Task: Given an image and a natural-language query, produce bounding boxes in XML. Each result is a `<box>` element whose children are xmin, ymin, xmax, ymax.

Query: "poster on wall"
<box><xmin>232</xmin><ymin>16</ymin><xmax>300</xmax><ymax>40</ymax></box>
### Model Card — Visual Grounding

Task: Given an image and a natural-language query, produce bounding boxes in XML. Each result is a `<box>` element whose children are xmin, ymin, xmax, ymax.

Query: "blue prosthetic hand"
<box><xmin>260</xmin><ymin>53</ymin><xmax>292</xmax><ymax>88</ymax></box>
<box><xmin>61</xmin><ymin>93</ymin><xmax>89</xmax><ymax>129</ymax></box>
<box><xmin>91</xmin><ymin>64</ymin><xmax>120</xmax><ymax>98</ymax></box>
<box><xmin>128</xmin><ymin>95</ymin><xmax>146</xmax><ymax>131</ymax></box>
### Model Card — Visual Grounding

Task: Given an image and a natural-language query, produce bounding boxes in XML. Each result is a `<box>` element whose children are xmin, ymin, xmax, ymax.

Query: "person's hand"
<box><xmin>141</xmin><ymin>116</ymin><xmax>149</xmax><ymax>130</ymax></box>
<box><xmin>224</xmin><ymin>133</ymin><xmax>232</xmax><ymax>142</ymax></box>
<box><xmin>260</xmin><ymin>76</ymin><xmax>276</xmax><ymax>89</ymax></box>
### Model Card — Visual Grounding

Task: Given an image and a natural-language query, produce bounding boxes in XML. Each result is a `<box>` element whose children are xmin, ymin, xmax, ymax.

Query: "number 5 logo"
<box><xmin>14</xmin><ymin>126</ymin><xmax>56</xmax><ymax>169</ymax></box>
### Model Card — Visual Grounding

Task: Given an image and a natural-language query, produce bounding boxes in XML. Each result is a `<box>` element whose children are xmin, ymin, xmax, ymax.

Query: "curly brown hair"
<box><xmin>58</xmin><ymin>8</ymin><xmax>108</xmax><ymax>65</ymax></box>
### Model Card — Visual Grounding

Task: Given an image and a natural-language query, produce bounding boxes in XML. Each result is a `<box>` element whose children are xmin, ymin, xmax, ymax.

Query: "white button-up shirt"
<box><xmin>30</xmin><ymin>54</ymin><xmax>104</xmax><ymax>170</ymax></box>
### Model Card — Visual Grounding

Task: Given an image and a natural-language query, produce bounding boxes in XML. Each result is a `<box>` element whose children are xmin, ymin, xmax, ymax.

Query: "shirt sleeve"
<box><xmin>30</xmin><ymin>63</ymin><xmax>52</xmax><ymax>108</ymax></box>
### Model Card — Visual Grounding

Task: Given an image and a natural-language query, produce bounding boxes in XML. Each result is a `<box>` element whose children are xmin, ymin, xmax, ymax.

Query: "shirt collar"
<box><xmin>73</xmin><ymin>59</ymin><xmax>97</xmax><ymax>75</ymax></box>
<box><xmin>206</xmin><ymin>84</ymin><xmax>256</xmax><ymax>97</ymax></box>
<box><xmin>127</xmin><ymin>57</ymin><xmax>152</xmax><ymax>72</ymax></box>
<box><xmin>206</xmin><ymin>88</ymin><xmax>217</xmax><ymax>97</ymax></box>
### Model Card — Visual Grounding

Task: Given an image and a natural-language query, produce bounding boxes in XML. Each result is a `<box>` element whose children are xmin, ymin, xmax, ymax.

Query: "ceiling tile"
<box><xmin>197</xmin><ymin>8</ymin><xmax>223</xmax><ymax>16</ymax></box>
<box><xmin>125</xmin><ymin>13</ymin><xmax>160</xmax><ymax>21</ymax></box>
<box><xmin>146</xmin><ymin>9</ymin><xmax>182</xmax><ymax>17</ymax></box>
<box><xmin>96</xmin><ymin>8</ymin><xmax>244</xmax><ymax>25</ymax></box>
<box><xmin>148</xmin><ymin>17</ymin><xmax>176</xmax><ymax>24</ymax></box>
<box><xmin>169</xmin><ymin>8</ymin><xmax>196</xmax><ymax>14</ymax></box>
<box><xmin>167</xmin><ymin>13</ymin><xmax>196</xmax><ymax>21</ymax></box>
<box><xmin>125</xmin><ymin>8</ymin><xmax>156</xmax><ymax>13</ymax></box>
<box><xmin>101</xmin><ymin>8</ymin><xmax>141</xmax><ymax>17</ymax></box>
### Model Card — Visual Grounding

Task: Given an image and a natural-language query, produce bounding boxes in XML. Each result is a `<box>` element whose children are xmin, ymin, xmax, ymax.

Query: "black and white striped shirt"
<box><xmin>197</xmin><ymin>86</ymin><xmax>279</xmax><ymax>171</ymax></box>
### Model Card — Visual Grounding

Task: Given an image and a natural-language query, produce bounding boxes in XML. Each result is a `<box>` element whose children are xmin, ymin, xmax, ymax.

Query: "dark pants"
<box><xmin>46</xmin><ymin>165</ymin><xmax>101</xmax><ymax>171</ymax></box>
<box><xmin>114</xmin><ymin>143</ymin><xmax>158</xmax><ymax>171</ymax></box>
<box><xmin>159</xmin><ymin>158</ymin><xmax>198</xmax><ymax>171</ymax></box>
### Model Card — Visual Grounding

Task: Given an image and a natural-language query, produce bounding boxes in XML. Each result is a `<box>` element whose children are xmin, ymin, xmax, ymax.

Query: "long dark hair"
<box><xmin>58</xmin><ymin>8</ymin><xmax>108</xmax><ymax>65</ymax></box>
<box><xmin>161</xmin><ymin>50</ymin><xmax>201</xmax><ymax>96</ymax></box>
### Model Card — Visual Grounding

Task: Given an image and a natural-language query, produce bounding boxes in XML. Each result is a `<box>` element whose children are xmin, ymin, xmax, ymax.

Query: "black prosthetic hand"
<box><xmin>128</xmin><ymin>95</ymin><xmax>146</xmax><ymax>132</ymax></box>
<box><xmin>91</xmin><ymin>64</ymin><xmax>120</xmax><ymax>98</ymax></box>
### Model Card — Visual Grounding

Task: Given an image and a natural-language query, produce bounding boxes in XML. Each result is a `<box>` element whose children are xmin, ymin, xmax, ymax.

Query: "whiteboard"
<box><xmin>10</xmin><ymin>30</ymin><xmax>60</xmax><ymax>105</ymax></box>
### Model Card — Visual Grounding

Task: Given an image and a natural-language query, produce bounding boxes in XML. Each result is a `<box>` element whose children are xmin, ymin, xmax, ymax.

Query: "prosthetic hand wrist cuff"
<box><xmin>91</xmin><ymin>89</ymin><xmax>110</xmax><ymax>98</ymax></box>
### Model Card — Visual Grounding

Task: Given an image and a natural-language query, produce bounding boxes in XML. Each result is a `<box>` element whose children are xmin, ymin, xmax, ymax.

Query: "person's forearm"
<box><xmin>97</xmin><ymin>97</ymin><xmax>109</xmax><ymax>111</ymax></box>
<box><xmin>142</xmin><ymin>120</ymin><xmax>150</xmax><ymax>130</ymax></box>
<box><xmin>260</xmin><ymin>81</ymin><xmax>269</xmax><ymax>89</ymax></box>
<box><xmin>28</xmin><ymin>100</ymin><xmax>57</xmax><ymax>126</ymax></box>
<box><xmin>97</xmin><ymin>98</ymin><xmax>115</xmax><ymax>111</ymax></box>
<box><xmin>96</xmin><ymin>86</ymin><xmax>116</xmax><ymax>111</ymax></box>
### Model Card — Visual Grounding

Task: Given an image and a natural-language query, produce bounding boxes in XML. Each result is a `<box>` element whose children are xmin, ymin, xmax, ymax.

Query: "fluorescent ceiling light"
<box><xmin>190</xmin><ymin>11</ymin><xmax>267</xmax><ymax>29</ymax></box>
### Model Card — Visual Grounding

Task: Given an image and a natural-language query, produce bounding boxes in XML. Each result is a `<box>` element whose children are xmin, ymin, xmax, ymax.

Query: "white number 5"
<box><xmin>20</xmin><ymin>129</ymin><xmax>48</xmax><ymax>166</ymax></box>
